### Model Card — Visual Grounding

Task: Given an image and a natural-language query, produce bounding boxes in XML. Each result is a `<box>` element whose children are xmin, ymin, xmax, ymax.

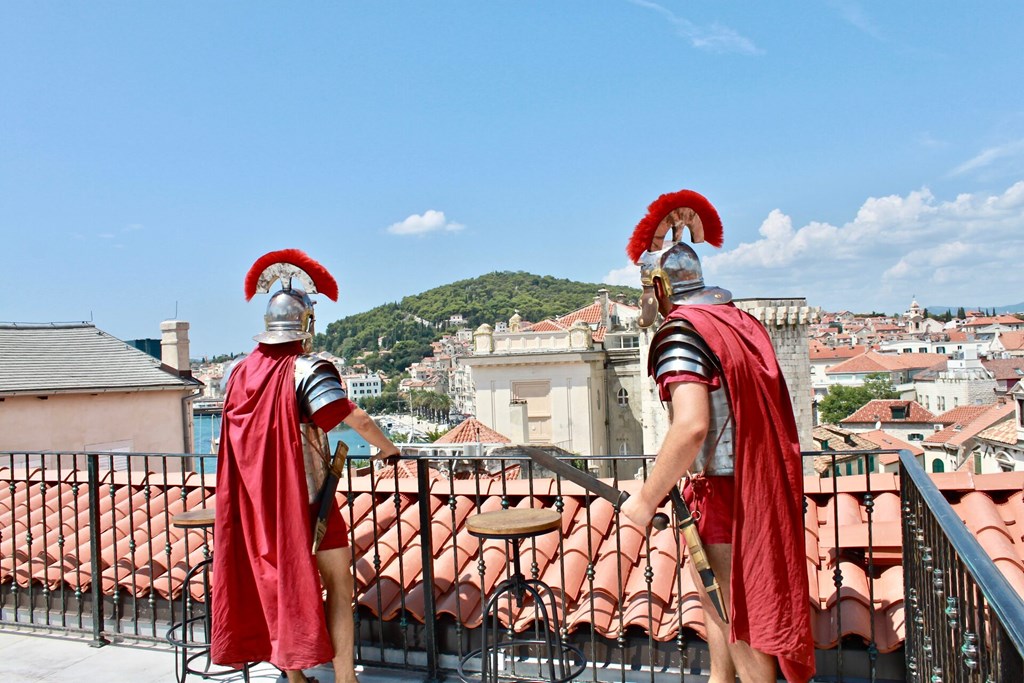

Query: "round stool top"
<box><xmin>466</xmin><ymin>508</ymin><xmax>562</xmax><ymax>540</ymax></box>
<box><xmin>172</xmin><ymin>507</ymin><xmax>216</xmax><ymax>529</ymax></box>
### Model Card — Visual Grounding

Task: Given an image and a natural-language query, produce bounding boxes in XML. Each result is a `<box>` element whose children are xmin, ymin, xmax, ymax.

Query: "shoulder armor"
<box><xmin>295</xmin><ymin>355</ymin><xmax>348</xmax><ymax>418</ymax></box>
<box><xmin>648</xmin><ymin>318</ymin><xmax>720</xmax><ymax>383</ymax></box>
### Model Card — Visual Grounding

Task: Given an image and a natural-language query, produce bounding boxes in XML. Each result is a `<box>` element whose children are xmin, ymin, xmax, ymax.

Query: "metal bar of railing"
<box><xmin>416</xmin><ymin>457</ymin><xmax>441</xmax><ymax>683</ymax></box>
<box><xmin>85</xmin><ymin>453</ymin><xmax>109</xmax><ymax>647</ymax></box>
<box><xmin>900</xmin><ymin>449</ymin><xmax>1024</xmax><ymax>681</ymax></box>
<box><xmin>10</xmin><ymin>444</ymin><xmax>1024</xmax><ymax>683</ymax></box>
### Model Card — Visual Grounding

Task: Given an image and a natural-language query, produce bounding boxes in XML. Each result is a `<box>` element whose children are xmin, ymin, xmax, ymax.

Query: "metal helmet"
<box><xmin>243</xmin><ymin>249</ymin><xmax>338</xmax><ymax>347</ymax></box>
<box><xmin>626</xmin><ymin>189</ymin><xmax>731</xmax><ymax>328</ymax></box>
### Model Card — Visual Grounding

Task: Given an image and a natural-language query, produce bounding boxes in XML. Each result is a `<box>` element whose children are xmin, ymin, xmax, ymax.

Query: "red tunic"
<box><xmin>664</xmin><ymin>304</ymin><xmax>815</xmax><ymax>683</ymax></box>
<box><xmin>211</xmin><ymin>343</ymin><xmax>349</xmax><ymax>670</ymax></box>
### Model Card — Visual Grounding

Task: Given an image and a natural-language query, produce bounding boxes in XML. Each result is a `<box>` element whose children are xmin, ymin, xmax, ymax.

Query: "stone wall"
<box><xmin>639</xmin><ymin>298</ymin><xmax>820</xmax><ymax>463</ymax></box>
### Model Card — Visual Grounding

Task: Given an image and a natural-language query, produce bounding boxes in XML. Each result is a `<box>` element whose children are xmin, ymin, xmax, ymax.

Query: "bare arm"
<box><xmin>342</xmin><ymin>407</ymin><xmax>400</xmax><ymax>460</ymax></box>
<box><xmin>620</xmin><ymin>381</ymin><xmax>710</xmax><ymax>527</ymax></box>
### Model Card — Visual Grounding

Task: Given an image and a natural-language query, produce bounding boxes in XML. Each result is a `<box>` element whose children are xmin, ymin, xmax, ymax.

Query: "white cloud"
<box><xmin>827</xmin><ymin>0</ymin><xmax>884</xmax><ymax>41</ymax></box>
<box><xmin>627</xmin><ymin>0</ymin><xmax>761</xmax><ymax>55</ymax></box>
<box><xmin>386</xmin><ymin>210</ymin><xmax>465</xmax><ymax>236</ymax></box>
<box><xmin>948</xmin><ymin>139</ymin><xmax>1024</xmax><ymax>178</ymax></box>
<box><xmin>697</xmin><ymin>181</ymin><xmax>1024</xmax><ymax>312</ymax></box>
<box><xmin>602</xmin><ymin>263</ymin><xmax>640</xmax><ymax>287</ymax></box>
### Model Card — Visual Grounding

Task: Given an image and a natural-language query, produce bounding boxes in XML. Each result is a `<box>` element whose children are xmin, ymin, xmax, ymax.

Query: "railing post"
<box><xmin>416</xmin><ymin>457</ymin><xmax>442</xmax><ymax>683</ymax></box>
<box><xmin>86</xmin><ymin>453</ymin><xmax>109</xmax><ymax>647</ymax></box>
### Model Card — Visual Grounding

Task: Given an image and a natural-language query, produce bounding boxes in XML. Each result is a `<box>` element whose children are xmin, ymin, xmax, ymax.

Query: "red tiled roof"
<box><xmin>526</xmin><ymin>320</ymin><xmax>566</xmax><ymax>333</ymax></box>
<box><xmin>983</xmin><ymin>358</ymin><xmax>1024</xmax><ymax>382</ymax></box>
<box><xmin>7</xmin><ymin>466</ymin><xmax>1024</xmax><ymax>655</ymax></box>
<box><xmin>856</xmin><ymin>430</ymin><xmax>923</xmax><ymax>464</ymax></box>
<box><xmin>434</xmin><ymin>418</ymin><xmax>511</xmax><ymax>444</ymax></box>
<box><xmin>827</xmin><ymin>351</ymin><xmax>950</xmax><ymax>375</ymax></box>
<box><xmin>977</xmin><ymin>418</ymin><xmax>1020</xmax><ymax>446</ymax></box>
<box><xmin>962</xmin><ymin>315</ymin><xmax>1023</xmax><ymax>328</ymax></box>
<box><xmin>994</xmin><ymin>331</ymin><xmax>1024</xmax><ymax>351</ymax></box>
<box><xmin>841</xmin><ymin>400</ymin><xmax>936</xmax><ymax>425</ymax></box>
<box><xmin>808</xmin><ymin>341</ymin><xmax>870</xmax><ymax>361</ymax></box>
<box><xmin>925</xmin><ymin>402</ymin><xmax>1016</xmax><ymax>446</ymax></box>
<box><xmin>932</xmin><ymin>405</ymin><xmax>992</xmax><ymax>426</ymax></box>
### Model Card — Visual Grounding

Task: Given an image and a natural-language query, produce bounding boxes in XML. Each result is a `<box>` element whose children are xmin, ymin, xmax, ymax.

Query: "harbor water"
<box><xmin>194</xmin><ymin>412</ymin><xmax>373</xmax><ymax>473</ymax></box>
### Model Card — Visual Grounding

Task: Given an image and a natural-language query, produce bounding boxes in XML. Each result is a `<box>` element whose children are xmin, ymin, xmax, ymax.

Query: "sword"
<box><xmin>311</xmin><ymin>439</ymin><xmax>348</xmax><ymax>554</ymax></box>
<box><xmin>522</xmin><ymin>446</ymin><xmax>728</xmax><ymax>623</ymax></box>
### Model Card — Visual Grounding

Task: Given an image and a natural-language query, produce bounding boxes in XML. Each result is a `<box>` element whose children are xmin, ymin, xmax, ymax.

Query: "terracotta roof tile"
<box><xmin>854</xmin><ymin>429</ymin><xmax>923</xmax><ymax>464</ymax></box>
<box><xmin>808</xmin><ymin>341</ymin><xmax>870</xmax><ymax>361</ymax></box>
<box><xmin>982</xmin><ymin>357</ymin><xmax>1024</xmax><ymax>381</ymax></box>
<box><xmin>841</xmin><ymin>399</ymin><xmax>936</xmax><ymax>425</ymax></box>
<box><xmin>434</xmin><ymin>418</ymin><xmax>511</xmax><ymax>444</ymax></box>
<box><xmin>8</xmin><ymin>463</ymin><xmax>1024</xmax><ymax>655</ymax></box>
<box><xmin>932</xmin><ymin>405</ymin><xmax>991</xmax><ymax>426</ymax></box>
<box><xmin>977</xmin><ymin>417</ymin><xmax>1020</xmax><ymax>445</ymax></box>
<box><xmin>925</xmin><ymin>402</ymin><xmax>1015</xmax><ymax>446</ymax></box>
<box><xmin>994</xmin><ymin>331</ymin><xmax>1024</xmax><ymax>351</ymax></box>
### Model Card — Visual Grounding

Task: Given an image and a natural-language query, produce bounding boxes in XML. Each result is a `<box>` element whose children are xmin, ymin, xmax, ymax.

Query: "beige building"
<box><xmin>463</xmin><ymin>294</ymin><xmax>818</xmax><ymax>477</ymax></box>
<box><xmin>461</xmin><ymin>291</ymin><xmax>643</xmax><ymax>470</ymax></box>
<box><xmin>0</xmin><ymin>321</ymin><xmax>202</xmax><ymax>467</ymax></box>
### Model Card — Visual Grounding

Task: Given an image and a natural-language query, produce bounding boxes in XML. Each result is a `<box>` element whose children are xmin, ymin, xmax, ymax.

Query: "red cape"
<box><xmin>666</xmin><ymin>304</ymin><xmax>815</xmax><ymax>683</ymax></box>
<box><xmin>211</xmin><ymin>344</ymin><xmax>333</xmax><ymax>669</ymax></box>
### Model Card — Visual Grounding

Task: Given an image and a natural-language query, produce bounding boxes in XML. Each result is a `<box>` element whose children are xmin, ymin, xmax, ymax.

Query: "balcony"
<box><xmin>2</xmin><ymin>448</ymin><xmax>1023</xmax><ymax>682</ymax></box>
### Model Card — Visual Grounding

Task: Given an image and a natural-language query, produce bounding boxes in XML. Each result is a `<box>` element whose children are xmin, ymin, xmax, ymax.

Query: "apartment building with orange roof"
<box><xmin>922</xmin><ymin>399</ymin><xmax>1016</xmax><ymax>473</ymax></box>
<box><xmin>839</xmin><ymin>399</ymin><xmax>937</xmax><ymax>444</ymax></box>
<box><xmin>991</xmin><ymin>330</ymin><xmax>1024</xmax><ymax>358</ymax></box>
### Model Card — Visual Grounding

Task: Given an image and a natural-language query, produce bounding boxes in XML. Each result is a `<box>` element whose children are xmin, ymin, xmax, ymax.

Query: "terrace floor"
<box><xmin>0</xmin><ymin>630</ymin><xmax>426</xmax><ymax>683</ymax></box>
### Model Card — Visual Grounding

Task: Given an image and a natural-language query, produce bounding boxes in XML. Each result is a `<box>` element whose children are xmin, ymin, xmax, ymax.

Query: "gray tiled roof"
<box><xmin>0</xmin><ymin>322</ymin><xmax>195</xmax><ymax>395</ymax></box>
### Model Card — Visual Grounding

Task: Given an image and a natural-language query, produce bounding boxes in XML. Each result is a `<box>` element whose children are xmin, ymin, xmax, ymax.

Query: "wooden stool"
<box><xmin>166</xmin><ymin>506</ymin><xmax>250</xmax><ymax>683</ymax></box>
<box><xmin>457</xmin><ymin>508</ymin><xmax>585</xmax><ymax>683</ymax></box>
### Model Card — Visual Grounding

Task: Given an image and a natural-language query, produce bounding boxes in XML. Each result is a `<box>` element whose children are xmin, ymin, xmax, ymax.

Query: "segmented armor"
<box><xmin>295</xmin><ymin>355</ymin><xmax>349</xmax><ymax>503</ymax></box>
<box><xmin>649</xmin><ymin>318</ymin><xmax>735</xmax><ymax>475</ymax></box>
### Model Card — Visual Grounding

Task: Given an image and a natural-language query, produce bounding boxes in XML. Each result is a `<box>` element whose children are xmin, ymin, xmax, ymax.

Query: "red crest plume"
<box><xmin>626</xmin><ymin>189</ymin><xmax>723</xmax><ymax>264</ymax></box>
<box><xmin>243</xmin><ymin>249</ymin><xmax>338</xmax><ymax>301</ymax></box>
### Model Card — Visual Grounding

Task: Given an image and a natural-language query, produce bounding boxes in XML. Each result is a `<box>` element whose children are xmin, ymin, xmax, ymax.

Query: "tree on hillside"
<box><xmin>818</xmin><ymin>372</ymin><xmax>899</xmax><ymax>425</ymax></box>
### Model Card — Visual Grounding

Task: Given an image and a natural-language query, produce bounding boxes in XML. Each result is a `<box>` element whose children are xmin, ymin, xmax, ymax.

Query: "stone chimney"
<box><xmin>597</xmin><ymin>289</ymin><xmax>611</xmax><ymax>330</ymax></box>
<box><xmin>160</xmin><ymin>320</ymin><xmax>192</xmax><ymax>377</ymax></box>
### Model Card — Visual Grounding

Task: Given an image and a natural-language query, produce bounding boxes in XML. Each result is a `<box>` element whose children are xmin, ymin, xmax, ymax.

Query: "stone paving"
<box><xmin>0</xmin><ymin>630</ymin><xmax>403</xmax><ymax>683</ymax></box>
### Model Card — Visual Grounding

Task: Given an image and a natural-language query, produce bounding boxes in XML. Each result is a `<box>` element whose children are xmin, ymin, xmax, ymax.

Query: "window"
<box><xmin>908</xmin><ymin>433</ymin><xmax>924</xmax><ymax>441</ymax></box>
<box><xmin>936</xmin><ymin>346</ymin><xmax>946</xmax><ymax>354</ymax></box>
<box><xmin>619</xmin><ymin>335</ymin><xmax>640</xmax><ymax>349</ymax></box>
<box><xmin>932</xmin><ymin>458</ymin><xmax>945</xmax><ymax>473</ymax></box>
<box><xmin>617</xmin><ymin>388</ymin><xmax>629</xmax><ymax>407</ymax></box>
<box><xmin>890</xmin><ymin>406</ymin><xmax>907</xmax><ymax>420</ymax></box>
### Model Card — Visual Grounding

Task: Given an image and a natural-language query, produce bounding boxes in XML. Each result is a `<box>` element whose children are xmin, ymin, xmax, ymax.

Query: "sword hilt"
<box><xmin>615</xmin><ymin>490</ymin><xmax>671</xmax><ymax>531</ymax></box>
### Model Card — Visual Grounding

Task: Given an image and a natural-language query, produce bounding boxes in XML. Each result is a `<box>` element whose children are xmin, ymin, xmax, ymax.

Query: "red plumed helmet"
<box><xmin>243</xmin><ymin>249</ymin><xmax>338</xmax><ymax>302</ymax></box>
<box><xmin>626</xmin><ymin>189</ymin><xmax>723</xmax><ymax>264</ymax></box>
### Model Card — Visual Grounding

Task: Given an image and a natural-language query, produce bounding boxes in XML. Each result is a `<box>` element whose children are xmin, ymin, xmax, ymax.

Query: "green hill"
<box><xmin>315</xmin><ymin>271</ymin><xmax>640</xmax><ymax>374</ymax></box>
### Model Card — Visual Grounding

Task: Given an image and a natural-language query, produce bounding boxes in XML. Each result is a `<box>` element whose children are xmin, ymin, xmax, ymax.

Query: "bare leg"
<box><xmin>693</xmin><ymin>544</ymin><xmax>778</xmax><ymax>683</ymax></box>
<box><xmin>318</xmin><ymin>546</ymin><xmax>357</xmax><ymax>683</ymax></box>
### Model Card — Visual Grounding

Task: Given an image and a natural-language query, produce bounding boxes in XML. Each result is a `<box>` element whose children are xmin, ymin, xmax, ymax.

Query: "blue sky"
<box><xmin>3</xmin><ymin>2</ymin><xmax>1023</xmax><ymax>357</ymax></box>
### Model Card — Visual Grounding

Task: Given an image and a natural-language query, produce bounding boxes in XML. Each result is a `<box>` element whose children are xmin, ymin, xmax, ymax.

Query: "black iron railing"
<box><xmin>4</xmin><ymin>447</ymin><xmax>1022</xmax><ymax>682</ymax></box>
<box><xmin>900</xmin><ymin>450</ymin><xmax>1024</xmax><ymax>681</ymax></box>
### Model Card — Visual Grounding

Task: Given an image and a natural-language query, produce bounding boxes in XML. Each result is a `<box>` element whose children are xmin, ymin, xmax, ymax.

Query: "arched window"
<box><xmin>932</xmin><ymin>458</ymin><xmax>945</xmax><ymax>473</ymax></box>
<box><xmin>617</xmin><ymin>388</ymin><xmax>629</xmax><ymax>407</ymax></box>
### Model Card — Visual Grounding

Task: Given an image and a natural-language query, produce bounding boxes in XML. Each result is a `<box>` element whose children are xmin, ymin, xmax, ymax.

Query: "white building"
<box><xmin>342</xmin><ymin>373</ymin><xmax>383</xmax><ymax>400</ymax></box>
<box><xmin>912</xmin><ymin>348</ymin><xmax>996</xmax><ymax>413</ymax></box>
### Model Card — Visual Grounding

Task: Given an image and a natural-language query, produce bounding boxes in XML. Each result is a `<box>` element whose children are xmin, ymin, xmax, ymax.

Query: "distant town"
<box><xmin>187</xmin><ymin>294</ymin><xmax>1024</xmax><ymax>477</ymax></box>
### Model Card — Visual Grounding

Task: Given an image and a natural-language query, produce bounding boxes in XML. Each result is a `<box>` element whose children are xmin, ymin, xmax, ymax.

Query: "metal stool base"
<box><xmin>458</xmin><ymin>572</ymin><xmax>585</xmax><ymax>683</ymax></box>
